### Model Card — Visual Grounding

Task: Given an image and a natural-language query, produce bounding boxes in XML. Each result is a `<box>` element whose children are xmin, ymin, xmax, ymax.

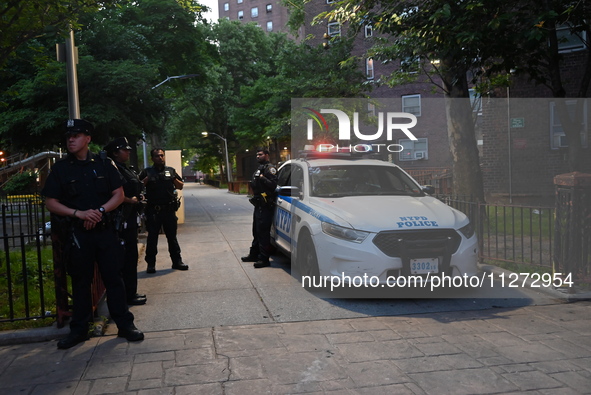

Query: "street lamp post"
<box><xmin>142</xmin><ymin>74</ymin><xmax>199</xmax><ymax>167</ymax></box>
<box><xmin>202</xmin><ymin>132</ymin><xmax>233</xmax><ymax>183</ymax></box>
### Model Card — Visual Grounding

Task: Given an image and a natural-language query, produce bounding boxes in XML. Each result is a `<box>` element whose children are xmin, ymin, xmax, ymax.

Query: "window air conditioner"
<box><xmin>558</xmin><ymin>135</ymin><xmax>568</xmax><ymax>148</ymax></box>
<box><xmin>414</xmin><ymin>151</ymin><xmax>427</xmax><ymax>160</ymax></box>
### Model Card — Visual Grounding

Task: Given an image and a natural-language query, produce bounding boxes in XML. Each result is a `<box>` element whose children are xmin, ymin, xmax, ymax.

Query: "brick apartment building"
<box><xmin>218</xmin><ymin>0</ymin><xmax>290</xmax><ymax>34</ymax></box>
<box><xmin>219</xmin><ymin>0</ymin><xmax>590</xmax><ymax>203</ymax></box>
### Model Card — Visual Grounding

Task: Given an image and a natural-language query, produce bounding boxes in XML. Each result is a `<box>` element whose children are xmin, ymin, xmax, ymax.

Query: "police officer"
<box><xmin>139</xmin><ymin>148</ymin><xmax>188</xmax><ymax>273</ymax></box>
<box><xmin>104</xmin><ymin>137</ymin><xmax>146</xmax><ymax>305</ymax></box>
<box><xmin>241</xmin><ymin>148</ymin><xmax>278</xmax><ymax>268</ymax></box>
<box><xmin>42</xmin><ymin>119</ymin><xmax>144</xmax><ymax>349</ymax></box>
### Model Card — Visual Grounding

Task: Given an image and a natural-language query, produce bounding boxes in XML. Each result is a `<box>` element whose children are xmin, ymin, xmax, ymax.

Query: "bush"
<box><xmin>3</xmin><ymin>170</ymin><xmax>37</xmax><ymax>195</ymax></box>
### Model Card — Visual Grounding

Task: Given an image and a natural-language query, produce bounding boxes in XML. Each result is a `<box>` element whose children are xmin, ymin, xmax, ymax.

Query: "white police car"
<box><xmin>270</xmin><ymin>149</ymin><xmax>479</xmax><ymax>286</ymax></box>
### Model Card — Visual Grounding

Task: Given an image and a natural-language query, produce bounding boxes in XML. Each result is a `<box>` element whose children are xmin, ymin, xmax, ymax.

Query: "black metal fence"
<box><xmin>438</xmin><ymin>196</ymin><xmax>554</xmax><ymax>269</ymax></box>
<box><xmin>1</xmin><ymin>195</ymin><xmax>53</xmax><ymax>324</ymax></box>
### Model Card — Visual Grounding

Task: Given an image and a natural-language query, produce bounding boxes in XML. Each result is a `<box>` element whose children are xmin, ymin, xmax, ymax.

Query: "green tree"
<box><xmin>0</xmin><ymin>0</ymin><xmax>211</xmax><ymax>156</ymax></box>
<box><xmin>0</xmin><ymin>0</ymin><xmax>118</xmax><ymax>69</ymax></box>
<box><xmin>231</xmin><ymin>37</ymin><xmax>367</xmax><ymax>148</ymax></box>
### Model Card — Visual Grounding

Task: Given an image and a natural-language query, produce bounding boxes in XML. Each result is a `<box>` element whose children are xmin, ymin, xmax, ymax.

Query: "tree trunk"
<box><xmin>441</xmin><ymin>59</ymin><xmax>485</xmax><ymax>202</ymax></box>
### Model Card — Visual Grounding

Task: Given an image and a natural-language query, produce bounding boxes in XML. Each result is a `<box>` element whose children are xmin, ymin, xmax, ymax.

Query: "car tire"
<box><xmin>296</xmin><ymin>230</ymin><xmax>320</xmax><ymax>281</ymax></box>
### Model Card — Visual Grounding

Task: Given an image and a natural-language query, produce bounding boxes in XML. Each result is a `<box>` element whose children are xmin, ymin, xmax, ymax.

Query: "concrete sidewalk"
<box><xmin>1</xmin><ymin>184</ymin><xmax>590</xmax><ymax>394</ymax></box>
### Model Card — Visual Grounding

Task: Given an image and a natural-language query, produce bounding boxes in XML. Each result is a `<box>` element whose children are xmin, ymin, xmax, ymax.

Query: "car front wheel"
<box><xmin>296</xmin><ymin>230</ymin><xmax>320</xmax><ymax>281</ymax></box>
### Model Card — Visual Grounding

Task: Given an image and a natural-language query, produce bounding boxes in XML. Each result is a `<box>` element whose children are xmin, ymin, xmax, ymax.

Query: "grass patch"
<box><xmin>0</xmin><ymin>246</ymin><xmax>57</xmax><ymax>330</ymax></box>
<box><xmin>484</xmin><ymin>206</ymin><xmax>553</xmax><ymax>238</ymax></box>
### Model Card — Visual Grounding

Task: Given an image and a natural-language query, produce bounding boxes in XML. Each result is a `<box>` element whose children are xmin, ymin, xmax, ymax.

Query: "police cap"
<box><xmin>104</xmin><ymin>137</ymin><xmax>133</xmax><ymax>153</ymax></box>
<box><xmin>64</xmin><ymin>119</ymin><xmax>94</xmax><ymax>136</ymax></box>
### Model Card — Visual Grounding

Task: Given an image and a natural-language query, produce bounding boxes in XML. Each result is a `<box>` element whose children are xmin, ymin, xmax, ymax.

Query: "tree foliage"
<box><xmin>0</xmin><ymin>0</ymin><xmax>119</xmax><ymax>69</ymax></box>
<box><xmin>0</xmin><ymin>0</ymin><xmax>211</xmax><ymax>153</ymax></box>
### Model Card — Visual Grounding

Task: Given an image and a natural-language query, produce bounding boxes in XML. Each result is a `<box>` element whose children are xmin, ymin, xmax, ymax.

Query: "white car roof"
<box><xmin>289</xmin><ymin>158</ymin><xmax>401</xmax><ymax>168</ymax></box>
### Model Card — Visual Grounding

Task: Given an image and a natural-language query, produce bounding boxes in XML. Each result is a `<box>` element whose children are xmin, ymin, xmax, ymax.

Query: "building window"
<box><xmin>251</xmin><ymin>7</ymin><xmax>258</xmax><ymax>18</ymax></box>
<box><xmin>556</xmin><ymin>24</ymin><xmax>587</xmax><ymax>53</ymax></box>
<box><xmin>224</xmin><ymin>2</ymin><xmax>229</xmax><ymax>11</ymax></box>
<box><xmin>327</xmin><ymin>22</ymin><xmax>341</xmax><ymax>37</ymax></box>
<box><xmin>237</xmin><ymin>0</ymin><xmax>243</xmax><ymax>3</ymax></box>
<box><xmin>266</xmin><ymin>4</ymin><xmax>272</xmax><ymax>12</ymax></box>
<box><xmin>366</xmin><ymin>58</ymin><xmax>374</xmax><ymax>80</ymax></box>
<box><xmin>402</xmin><ymin>94</ymin><xmax>421</xmax><ymax>116</ymax></box>
<box><xmin>238</xmin><ymin>10</ymin><xmax>243</xmax><ymax>19</ymax></box>
<box><xmin>266</xmin><ymin>21</ymin><xmax>273</xmax><ymax>31</ymax></box>
<box><xmin>399</xmin><ymin>138</ymin><xmax>428</xmax><ymax>161</ymax></box>
<box><xmin>469</xmin><ymin>89</ymin><xmax>482</xmax><ymax>114</ymax></box>
<box><xmin>550</xmin><ymin>100</ymin><xmax>588</xmax><ymax>149</ymax></box>
<box><xmin>400</xmin><ymin>56</ymin><xmax>419</xmax><ymax>73</ymax></box>
<box><xmin>364</xmin><ymin>25</ymin><xmax>373</xmax><ymax>38</ymax></box>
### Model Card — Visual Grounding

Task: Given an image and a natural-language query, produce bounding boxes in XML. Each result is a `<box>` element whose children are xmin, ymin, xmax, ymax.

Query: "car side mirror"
<box><xmin>421</xmin><ymin>185</ymin><xmax>435</xmax><ymax>195</ymax></box>
<box><xmin>278</xmin><ymin>186</ymin><xmax>300</xmax><ymax>197</ymax></box>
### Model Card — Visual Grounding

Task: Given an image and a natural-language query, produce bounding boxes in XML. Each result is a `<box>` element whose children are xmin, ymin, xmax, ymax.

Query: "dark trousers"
<box><xmin>249</xmin><ymin>205</ymin><xmax>274</xmax><ymax>262</ymax></box>
<box><xmin>120</xmin><ymin>214</ymin><xmax>139</xmax><ymax>300</ymax></box>
<box><xmin>68</xmin><ymin>227</ymin><xmax>134</xmax><ymax>335</ymax></box>
<box><xmin>145</xmin><ymin>207</ymin><xmax>182</xmax><ymax>266</ymax></box>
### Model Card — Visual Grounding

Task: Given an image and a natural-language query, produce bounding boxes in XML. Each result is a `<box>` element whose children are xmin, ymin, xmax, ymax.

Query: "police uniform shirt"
<box><xmin>139</xmin><ymin>165</ymin><xmax>182</xmax><ymax>205</ymax></box>
<box><xmin>116</xmin><ymin>162</ymin><xmax>142</xmax><ymax>200</ymax></box>
<box><xmin>251</xmin><ymin>161</ymin><xmax>278</xmax><ymax>196</ymax></box>
<box><xmin>42</xmin><ymin>152</ymin><xmax>123</xmax><ymax>210</ymax></box>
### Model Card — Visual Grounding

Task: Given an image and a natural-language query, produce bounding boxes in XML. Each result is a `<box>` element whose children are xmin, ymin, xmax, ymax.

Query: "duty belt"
<box><xmin>147</xmin><ymin>202</ymin><xmax>176</xmax><ymax>212</ymax></box>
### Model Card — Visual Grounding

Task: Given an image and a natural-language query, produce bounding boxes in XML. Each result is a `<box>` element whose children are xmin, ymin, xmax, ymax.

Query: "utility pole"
<box><xmin>56</xmin><ymin>29</ymin><xmax>80</xmax><ymax>119</ymax></box>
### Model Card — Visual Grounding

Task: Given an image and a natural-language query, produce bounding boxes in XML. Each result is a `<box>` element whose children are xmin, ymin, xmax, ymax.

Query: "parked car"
<box><xmin>270</xmin><ymin>149</ymin><xmax>478</xmax><ymax>288</ymax></box>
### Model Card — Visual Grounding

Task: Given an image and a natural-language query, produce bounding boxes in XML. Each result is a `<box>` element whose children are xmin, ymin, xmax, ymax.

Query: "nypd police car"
<box><xmin>270</xmin><ymin>149</ymin><xmax>479</xmax><ymax>286</ymax></box>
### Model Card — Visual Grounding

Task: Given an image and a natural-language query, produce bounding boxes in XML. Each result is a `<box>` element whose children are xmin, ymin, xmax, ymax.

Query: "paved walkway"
<box><xmin>1</xmin><ymin>184</ymin><xmax>590</xmax><ymax>394</ymax></box>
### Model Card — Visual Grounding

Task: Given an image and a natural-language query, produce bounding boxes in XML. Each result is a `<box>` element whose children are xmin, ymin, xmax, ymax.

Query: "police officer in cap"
<box><xmin>42</xmin><ymin>119</ymin><xmax>144</xmax><ymax>349</ymax></box>
<box><xmin>139</xmin><ymin>148</ymin><xmax>188</xmax><ymax>273</ymax></box>
<box><xmin>241</xmin><ymin>148</ymin><xmax>278</xmax><ymax>268</ymax></box>
<box><xmin>104</xmin><ymin>137</ymin><xmax>146</xmax><ymax>306</ymax></box>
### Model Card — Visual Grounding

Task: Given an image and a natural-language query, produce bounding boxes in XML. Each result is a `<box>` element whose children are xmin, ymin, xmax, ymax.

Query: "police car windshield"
<box><xmin>309</xmin><ymin>165</ymin><xmax>423</xmax><ymax>197</ymax></box>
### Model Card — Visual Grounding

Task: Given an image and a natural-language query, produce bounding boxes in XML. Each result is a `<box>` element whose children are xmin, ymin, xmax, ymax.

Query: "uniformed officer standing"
<box><xmin>241</xmin><ymin>148</ymin><xmax>278</xmax><ymax>268</ymax></box>
<box><xmin>139</xmin><ymin>148</ymin><xmax>188</xmax><ymax>273</ymax></box>
<box><xmin>104</xmin><ymin>137</ymin><xmax>146</xmax><ymax>305</ymax></box>
<box><xmin>42</xmin><ymin>119</ymin><xmax>144</xmax><ymax>349</ymax></box>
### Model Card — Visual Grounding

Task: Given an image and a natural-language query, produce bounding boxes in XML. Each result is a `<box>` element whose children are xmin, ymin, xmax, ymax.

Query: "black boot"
<box><xmin>57</xmin><ymin>332</ymin><xmax>89</xmax><ymax>349</ymax></box>
<box><xmin>118</xmin><ymin>324</ymin><xmax>145</xmax><ymax>341</ymax></box>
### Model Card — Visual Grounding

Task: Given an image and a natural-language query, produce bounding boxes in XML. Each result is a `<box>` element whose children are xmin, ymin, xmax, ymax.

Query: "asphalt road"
<box><xmin>129</xmin><ymin>183</ymin><xmax>561</xmax><ymax>334</ymax></box>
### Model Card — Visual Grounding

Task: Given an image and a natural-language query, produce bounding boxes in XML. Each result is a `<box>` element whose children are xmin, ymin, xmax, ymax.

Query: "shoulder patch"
<box><xmin>269</xmin><ymin>167</ymin><xmax>277</xmax><ymax>175</ymax></box>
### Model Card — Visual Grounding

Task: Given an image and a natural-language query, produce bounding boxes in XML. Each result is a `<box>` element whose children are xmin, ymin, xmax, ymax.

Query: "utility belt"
<box><xmin>147</xmin><ymin>202</ymin><xmax>177</xmax><ymax>212</ymax></box>
<box><xmin>249</xmin><ymin>193</ymin><xmax>275</xmax><ymax>207</ymax></box>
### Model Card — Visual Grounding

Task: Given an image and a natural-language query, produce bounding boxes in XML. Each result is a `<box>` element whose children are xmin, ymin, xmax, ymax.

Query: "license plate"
<box><xmin>410</xmin><ymin>258</ymin><xmax>439</xmax><ymax>274</ymax></box>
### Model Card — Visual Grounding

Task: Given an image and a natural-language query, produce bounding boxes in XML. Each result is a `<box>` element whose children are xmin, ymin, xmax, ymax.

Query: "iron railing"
<box><xmin>1</xmin><ymin>196</ymin><xmax>106</xmax><ymax>326</ymax></box>
<box><xmin>1</xmin><ymin>196</ymin><xmax>52</xmax><ymax>323</ymax></box>
<box><xmin>439</xmin><ymin>196</ymin><xmax>554</xmax><ymax>269</ymax></box>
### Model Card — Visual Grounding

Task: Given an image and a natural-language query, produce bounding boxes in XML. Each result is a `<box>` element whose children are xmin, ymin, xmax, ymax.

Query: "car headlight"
<box><xmin>458</xmin><ymin>221</ymin><xmax>475</xmax><ymax>239</ymax></box>
<box><xmin>321</xmin><ymin>222</ymin><xmax>370</xmax><ymax>243</ymax></box>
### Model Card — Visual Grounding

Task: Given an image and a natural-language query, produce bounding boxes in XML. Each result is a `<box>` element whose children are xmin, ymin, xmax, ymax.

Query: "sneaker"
<box><xmin>57</xmin><ymin>332</ymin><xmax>89</xmax><ymax>349</ymax></box>
<box><xmin>118</xmin><ymin>324</ymin><xmax>144</xmax><ymax>341</ymax></box>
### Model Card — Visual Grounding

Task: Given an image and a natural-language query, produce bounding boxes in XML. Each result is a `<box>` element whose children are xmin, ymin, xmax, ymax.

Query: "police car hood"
<box><xmin>309</xmin><ymin>195</ymin><xmax>467</xmax><ymax>232</ymax></box>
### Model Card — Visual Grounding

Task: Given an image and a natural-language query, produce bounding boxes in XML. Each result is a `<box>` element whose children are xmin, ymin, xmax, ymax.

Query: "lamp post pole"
<box><xmin>202</xmin><ymin>132</ymin><xmax>233</xmax><ymax>183</ymax></box>
<box><xmin>143</xmin><ymin>74</ymin><xmax>199</xmax><ymax>167</ymax></box>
